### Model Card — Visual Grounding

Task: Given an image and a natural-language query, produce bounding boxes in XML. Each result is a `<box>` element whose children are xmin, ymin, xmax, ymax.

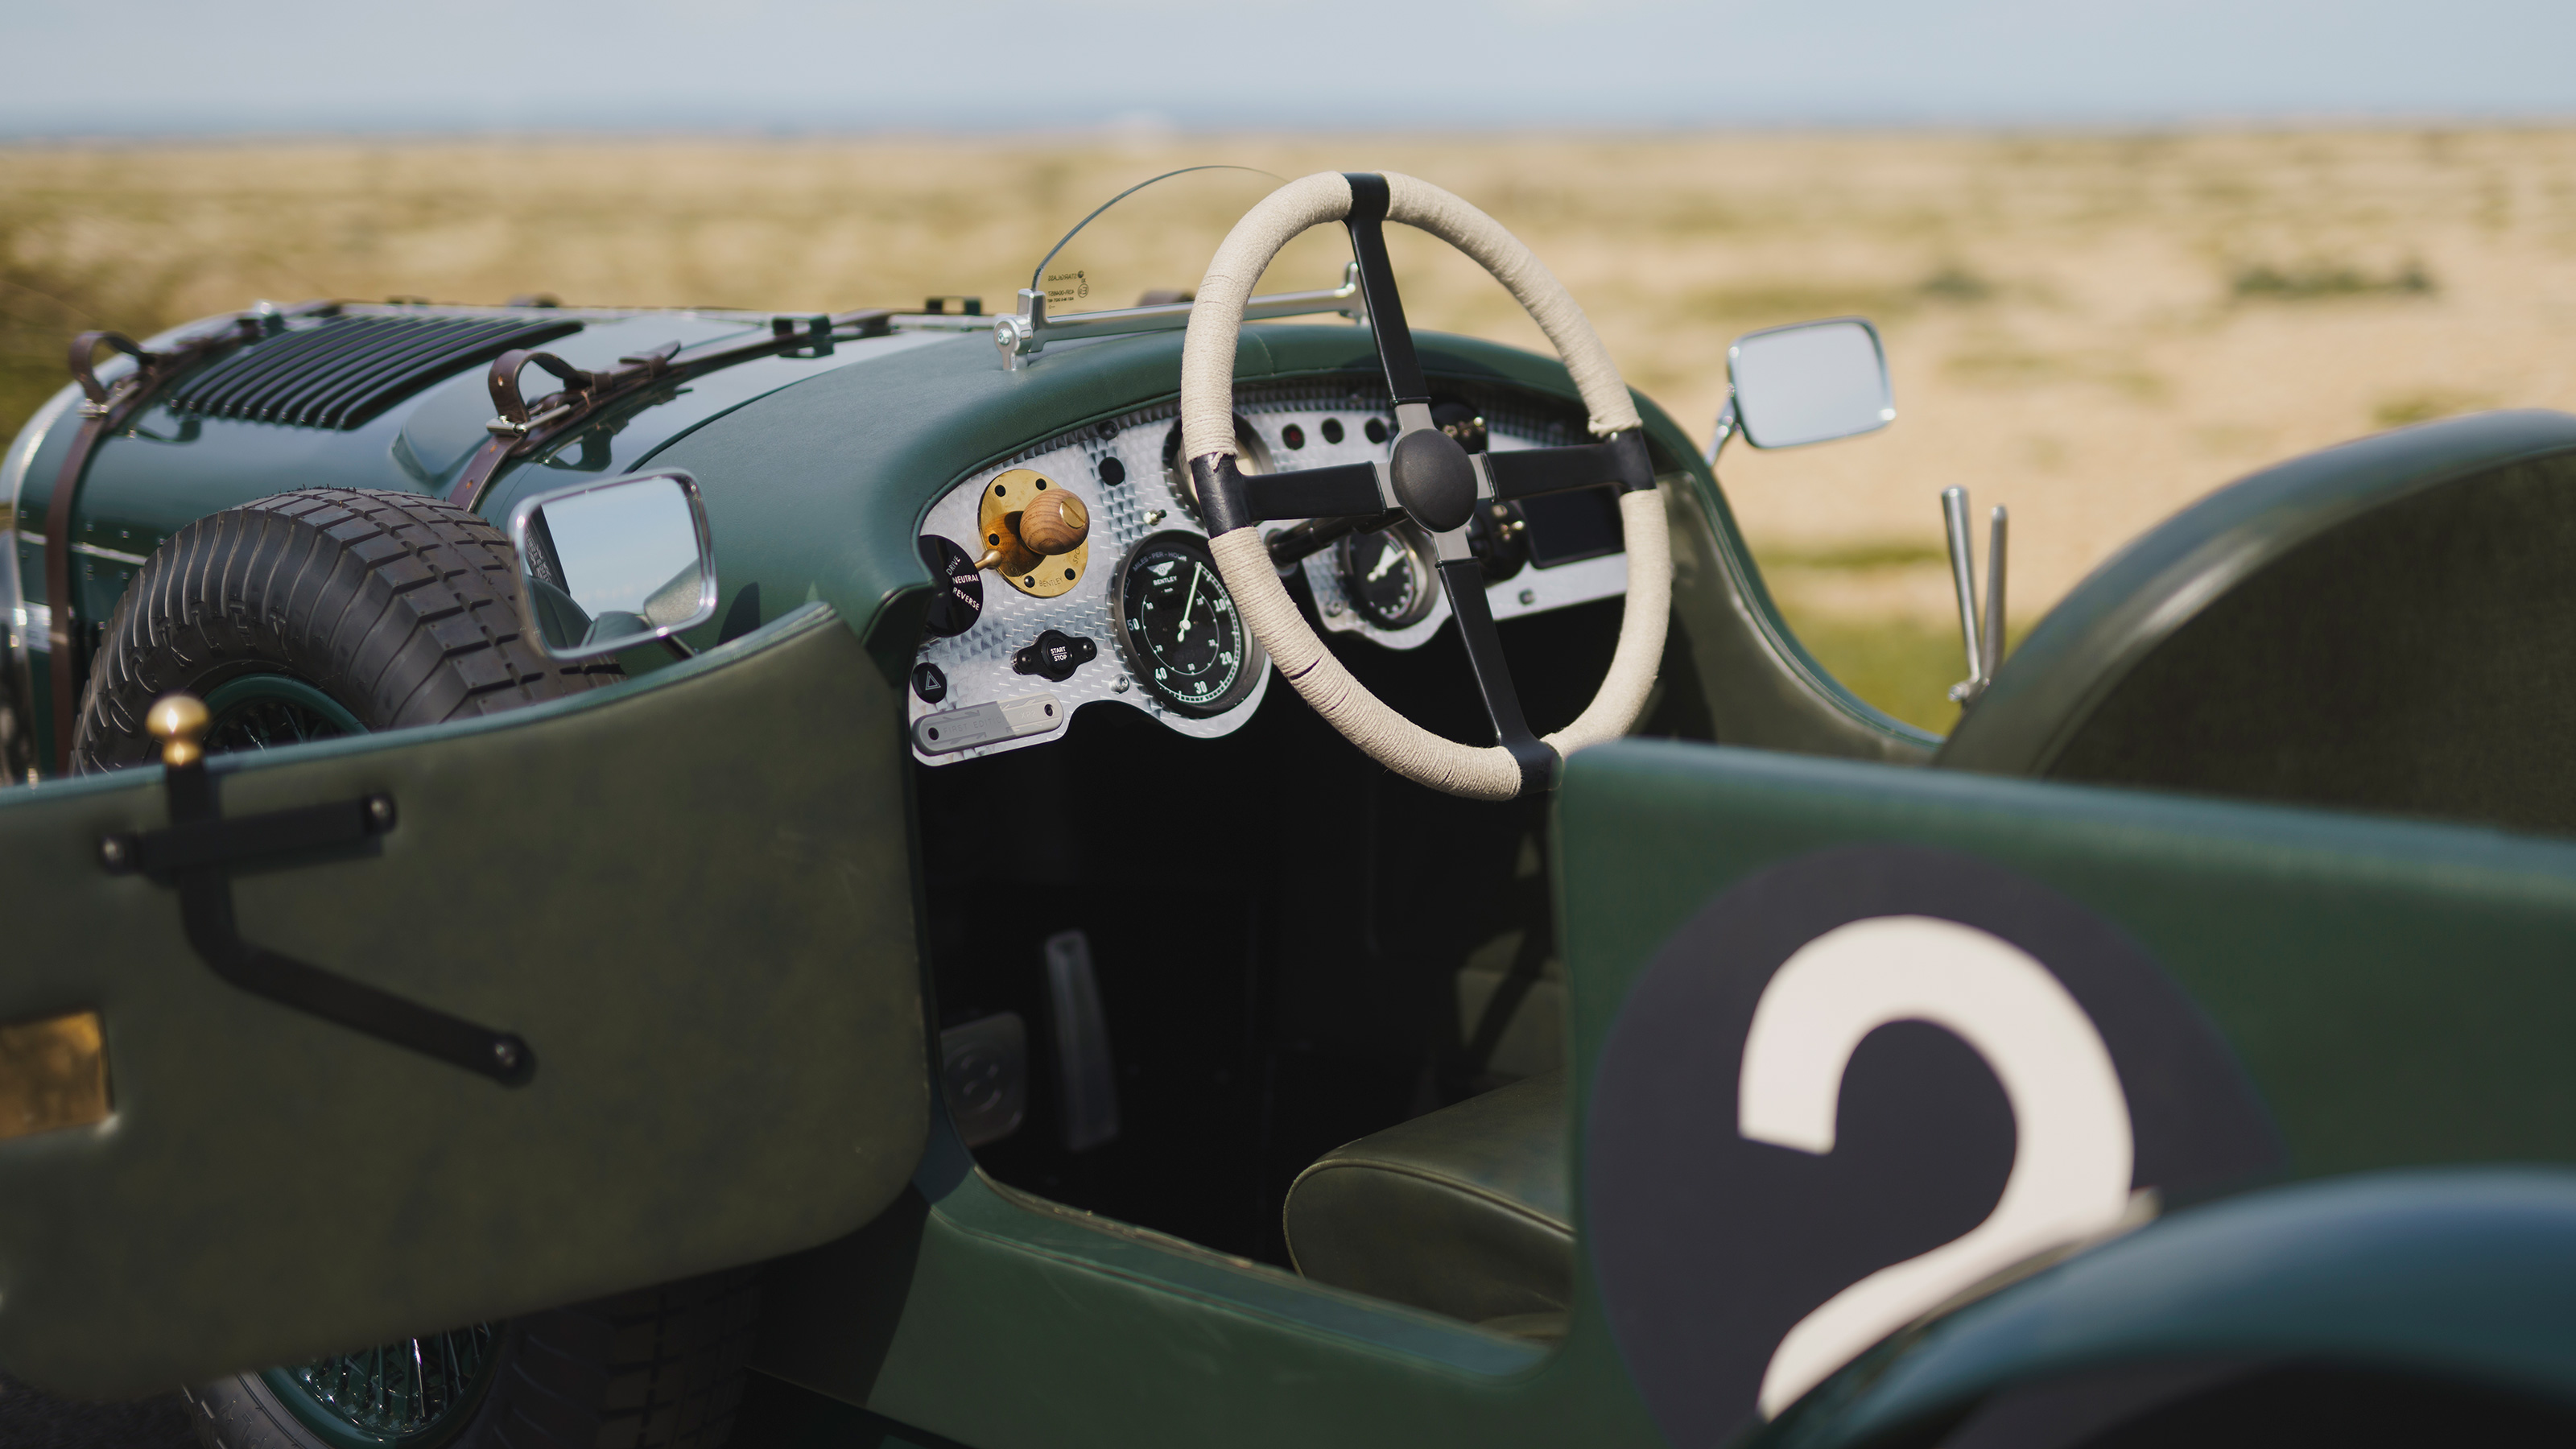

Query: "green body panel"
<box><xmin>1559</xmin><ymin>740</ymin><xmax>2576</xmax><ymax>1183</ymax></box>
<box><xmin>0</xmin><ymin>605</ymin><xmax>926</xmax><ymax>1397</ymax></box>
<box><xmin>1765</xmin><ymin>1167</ymin><xmax>2576</xmax><ymax>1449</ymax></box>
<box><xmin>635</xmin><ymin>324</ymin><xmax>1927</xmax><ymax>759</ymax></box>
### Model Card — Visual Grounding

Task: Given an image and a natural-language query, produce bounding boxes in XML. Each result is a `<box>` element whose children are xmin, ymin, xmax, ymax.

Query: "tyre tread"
<box><xmin>73</xmin><ymin>488</ymin><xmax>620</xmax><ymax>771</ymax></box>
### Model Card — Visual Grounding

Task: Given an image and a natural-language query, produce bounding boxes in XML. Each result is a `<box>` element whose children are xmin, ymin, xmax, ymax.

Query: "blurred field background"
<box><xmin>7</xmin><ymin>129</ymin><xmax>2574</xmax><ymax>730</ymax></box>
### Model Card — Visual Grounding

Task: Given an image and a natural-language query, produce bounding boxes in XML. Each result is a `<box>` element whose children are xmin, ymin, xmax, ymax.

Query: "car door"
<box><xmin>1556</xmin><ymin>738</ymin><xmax>2576</xmax><ymax>1446</ymax></box>
<box><xmin>0</xmin><ymin>603</ymin><xmax>926</xmax><ymax>1397</ymax></box>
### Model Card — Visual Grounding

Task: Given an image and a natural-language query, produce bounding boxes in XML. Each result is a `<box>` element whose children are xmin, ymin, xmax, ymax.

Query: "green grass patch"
<box><xmin>1681</xmin><ymin>266</ymin><xmax>1999</xmax><ymax>330</ymax></box>
<box><xmin>2231</xmin><ymin>258</ymin><xmax>2434</xmax><ymax>301</ymax></box>
<box><xmin>1916</xmin><ymin>264</ymin><xmax>1995</xmax><ymax>303</ymax></box>
<box><xmin>1777</xmin><ymin>614</ymin><xmax>2039</xmax><ymax>737</ymax></box>
<box><xmin>1942</xmin><ymin>348</ymin><xmax>2169</xmax><ymax>401</ymax></box>
<box><xmin>2373</xmin><ymin>389</ymin><xmax>2492</xmax><ymax>427</ymax></box>
<box><xmin>1790</xmin><ymin>615</ymin><xmax>1968</xmax><ymax>736</ymax></box>
<box><xmin>1755</xmin><ymin>539</ymin><xmax>1948</xmax><ymax>571</ymax></box>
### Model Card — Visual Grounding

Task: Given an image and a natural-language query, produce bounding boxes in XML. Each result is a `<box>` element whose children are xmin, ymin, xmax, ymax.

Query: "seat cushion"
<box><xmin>1282</xmin><ymin>1070</ymin><xmax>1569</xmax><ymax>1327</ymax></box>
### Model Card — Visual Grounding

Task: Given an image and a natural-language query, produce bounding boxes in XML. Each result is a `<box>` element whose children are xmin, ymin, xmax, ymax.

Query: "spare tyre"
<box><xmin>71</xmin><ymin>487</ymin><xmax>621</xmax><ymax>771</ymax></box>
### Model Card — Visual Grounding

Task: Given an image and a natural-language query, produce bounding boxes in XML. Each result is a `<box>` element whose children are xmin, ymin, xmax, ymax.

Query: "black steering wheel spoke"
<box><xmin>1191</xmin><ymin>455</ymin><xmax>1389</xmax><ymax>534</ymax></box>
<box><xmin>1343</xmin><ymin>173</ymin><xmax>1431</xmax><ymax>415</ymax></box>
<box><xmin>1482</xmin><ymin>431</ymin><xmax>1658</xmax><ymax>501</ymax></box>
<box><xmin>1264</xmin><ymin>509</ymin><xmax>1407</xmax><ymax>568</ymax></box>
<box><xmin>1436</xmin><ymin>549</ymin><xmax>1558</xmax><ymax>796</ymax></box>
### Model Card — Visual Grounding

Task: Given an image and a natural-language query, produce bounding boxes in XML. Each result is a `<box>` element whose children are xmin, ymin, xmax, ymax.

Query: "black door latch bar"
<box><xmin>98</xmin><ymin>699</ymin><xmax>535</xmax><ymax>1087</ymax></box>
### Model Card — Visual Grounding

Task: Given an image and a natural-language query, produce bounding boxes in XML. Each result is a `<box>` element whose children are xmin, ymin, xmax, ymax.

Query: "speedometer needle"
<box><xmin>1367</xmin><ymin>546</ymin><xmax>1400</xmax><ymax>582</ymax></box>
<box><xmin>1178</xmin><ymin>564</ymin><xmax>1205</xmax><ymax>640</ymax></box>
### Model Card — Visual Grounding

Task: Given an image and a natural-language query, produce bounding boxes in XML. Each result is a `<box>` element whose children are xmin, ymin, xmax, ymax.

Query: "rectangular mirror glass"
<box><xmin>508</xmin><ymin>471</ymin><xmax>718</xmax><ymax>660</ymax></box>
<box><xmin>1728</xmin><ymin>317</ymin><xmax>1895</xmax><ymax>449</ymax></box>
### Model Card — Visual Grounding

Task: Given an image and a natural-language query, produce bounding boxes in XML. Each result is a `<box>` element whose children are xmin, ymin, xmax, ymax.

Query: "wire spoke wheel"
<box><xmin>261</xmin><ymin>1324</ymin><xmax>500</xmax><ymax>1448</ymax></box>
<box><xmin>200</xmin><ymin>673</ymin><xmax>367</xmax><ymax>754</ymax></box>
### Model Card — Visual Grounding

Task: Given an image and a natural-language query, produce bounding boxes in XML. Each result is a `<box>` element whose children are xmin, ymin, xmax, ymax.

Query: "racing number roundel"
<box><xmin>1584</xmin><ymin>846</ymin><xmax>2281</xmax><ymax>1446</ymax></box>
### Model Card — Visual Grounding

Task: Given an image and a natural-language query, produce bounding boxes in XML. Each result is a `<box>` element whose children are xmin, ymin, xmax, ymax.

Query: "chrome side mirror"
<box><xmin>1711</xmin><ymin>317</ymin><xmax>1895</xmax><ymax>460</ymax></box>
<box><xmin>509</xmin><ymin>470</ymin><xmax>717</xmax><ymax>661</ymax></box>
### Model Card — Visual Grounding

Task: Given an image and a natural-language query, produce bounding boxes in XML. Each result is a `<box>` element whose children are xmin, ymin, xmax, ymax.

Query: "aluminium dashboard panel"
<box><xmin>906</xmin><ymin>382</ymin><xmax>1633</xmax><ymax>767</ymax></box>
<box><xmin>909</xmin><ymin>406</ymin><xmax>1273</xmax><ymax>767</ymax></box>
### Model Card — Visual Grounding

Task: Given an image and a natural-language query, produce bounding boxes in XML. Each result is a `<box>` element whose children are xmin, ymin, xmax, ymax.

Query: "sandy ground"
<box><xmin>6</xmin><ymin>128</ymin><xmax>2573</xmax><ymax>722</ymax></box>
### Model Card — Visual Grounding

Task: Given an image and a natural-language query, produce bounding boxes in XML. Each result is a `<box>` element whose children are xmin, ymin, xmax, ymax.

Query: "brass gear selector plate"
<box><xmin>979</xmin><ymin>469</ymin><xmax>1088</xmax><ymax>597</ymax></box>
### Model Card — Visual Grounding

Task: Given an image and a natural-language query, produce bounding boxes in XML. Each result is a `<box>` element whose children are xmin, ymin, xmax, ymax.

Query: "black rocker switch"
<box><xmin>1012</xmin><ymin>630</ymin><xmax>1096</xmax><ymax>683</ymax></box>
<box><xmin>913</xmin><ymin>662</ymin><xmax>948</xmax><ymax>704</ymax></box>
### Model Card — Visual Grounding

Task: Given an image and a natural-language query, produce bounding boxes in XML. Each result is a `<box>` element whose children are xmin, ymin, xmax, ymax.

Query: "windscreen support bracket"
<box><xmin>98</xmin><ymin>756</ymin><xmax>537</xmax><ymax>1087</ymax></box>
<box><xmin>994</xmin><ymin>262</ymin><xmax>1367</xmax><ymax>371</ymax></box>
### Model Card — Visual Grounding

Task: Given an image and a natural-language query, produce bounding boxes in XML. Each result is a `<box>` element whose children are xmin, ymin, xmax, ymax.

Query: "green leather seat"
<box><xmin>1282</xmin><ymin>1071</ymin><xmax>1571</xmax><ymax>1340</ymax></box>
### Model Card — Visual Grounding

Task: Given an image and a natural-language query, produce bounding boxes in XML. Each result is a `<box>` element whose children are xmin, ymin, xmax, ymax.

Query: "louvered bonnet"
<box><xmin>163</xmin><ymin>313</ymin><xmax>582</xmax><ymax>431</ymax></box>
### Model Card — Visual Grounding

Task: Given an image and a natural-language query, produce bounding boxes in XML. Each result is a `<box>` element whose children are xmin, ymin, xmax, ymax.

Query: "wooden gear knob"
<box><xmin>147</xmin><ymin>692</ymin><xmax>210</xmax><ymax>769</ymax></box>
<box><xmin>1018</xmin><ymin>488</ymin><xmax>1089</xmax><ymax>556</ymax></box>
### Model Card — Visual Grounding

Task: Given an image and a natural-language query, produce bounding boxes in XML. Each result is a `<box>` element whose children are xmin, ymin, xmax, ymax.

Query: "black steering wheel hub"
<box><xmin>1388</xmin><ymin>427</ymin><xmax>1477</xmax><ymax>534</ymax></box>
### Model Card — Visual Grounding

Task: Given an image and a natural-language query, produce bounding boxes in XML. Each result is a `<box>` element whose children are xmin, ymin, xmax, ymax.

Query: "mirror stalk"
<box><xmin>1707</xmin><ymin>395</ymin><xmax>1739</xmax><ymax>466</ymax></box>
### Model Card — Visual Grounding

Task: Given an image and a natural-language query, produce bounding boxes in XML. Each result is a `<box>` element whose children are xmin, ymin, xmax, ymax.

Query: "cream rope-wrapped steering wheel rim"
<box><xmin>1181</xmin><ymin>171</ymin><xmax>1671</xmax><ymax>801</ymax></box>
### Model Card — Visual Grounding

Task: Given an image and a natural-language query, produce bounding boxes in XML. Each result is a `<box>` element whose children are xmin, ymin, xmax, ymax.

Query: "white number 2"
<box><xmin>1738</xmin><ymin>916</ymin><xmax>2135</xmax><ymax>1416</ymax></box>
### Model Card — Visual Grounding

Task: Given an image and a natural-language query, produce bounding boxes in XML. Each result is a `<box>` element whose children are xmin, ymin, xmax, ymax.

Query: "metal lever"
<box><xmin>978</xmin><ymin>487</ymin><xmax>1088</xmax><ymax>572</ymax></box>
<box><xmin>1980</xmin><ymin>504</ymin><xmax>2008</xmax><ymax>686</ymax></box>
<box><xmin>1942</xmin><ymin>488</ymin><xmax>2010</xmax><ymax>705</ymax></box>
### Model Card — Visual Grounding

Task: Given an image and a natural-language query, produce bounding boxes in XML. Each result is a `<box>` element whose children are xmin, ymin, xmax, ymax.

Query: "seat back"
<box><xmin>1938</xmin><ymin>411</ymin><xmax>2576</xmax><ymax>835</ymax></box>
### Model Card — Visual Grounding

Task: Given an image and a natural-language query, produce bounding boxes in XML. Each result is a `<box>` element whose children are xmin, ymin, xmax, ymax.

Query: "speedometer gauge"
<box><xmin>1113</xmin><ymin>532</ymin><xmax>1265</xmax><ymax>717</ymax></box>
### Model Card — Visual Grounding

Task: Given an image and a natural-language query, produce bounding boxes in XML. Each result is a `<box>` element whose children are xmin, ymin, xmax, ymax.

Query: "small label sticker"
<box><xmin>1042</xmin><ymin>268</ymin><xmax>1092</xmax><ymax>309</ymax></box>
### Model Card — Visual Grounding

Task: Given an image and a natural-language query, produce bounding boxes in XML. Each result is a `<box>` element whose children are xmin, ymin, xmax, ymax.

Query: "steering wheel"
<box><xmin>1182</xmin><ymin>171</ymin><xmax>1672</xmax><ymax>802</ymax></box>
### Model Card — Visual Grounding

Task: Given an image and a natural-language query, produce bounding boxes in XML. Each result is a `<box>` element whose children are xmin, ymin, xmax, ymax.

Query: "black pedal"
<box><xmin>939</xmin><ymin>1012</ymin><xmax>1027</xmax><ymax>1148</ymax></box>
<box><xmin>1046</xmin><ymin>930</ymin><xmax>1120</xmax><ymax>1153</ymax></box>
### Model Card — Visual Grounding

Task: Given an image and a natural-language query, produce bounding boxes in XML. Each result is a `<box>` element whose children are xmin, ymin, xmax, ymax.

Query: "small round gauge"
<box><xmin>1112</xmin><ymin>531</ymin><xmax>1265</xmax><ymax>717</ymax></box>
<box><xmin>1335</xmin><ymin>526</ymin><xmax>1438</xmax><ymax>630</ymax></box>
<box><xmin>1162</xmin><ymin>415</ymin><xmax>1273</xmax><ymax>522</ymax></box>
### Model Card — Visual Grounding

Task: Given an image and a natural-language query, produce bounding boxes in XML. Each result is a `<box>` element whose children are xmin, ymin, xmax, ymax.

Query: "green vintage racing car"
<box><xmin>0</xmin><ymin>167</ymin><xmax>2573</xmax><ymax>1449</ymax></box>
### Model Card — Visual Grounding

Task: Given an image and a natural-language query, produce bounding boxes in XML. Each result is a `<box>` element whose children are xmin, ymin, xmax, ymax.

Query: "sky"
<box><xmin>0</xmin><ymin>0</ymin><xmax>2570</xmax><ymax>135</ymax></box>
